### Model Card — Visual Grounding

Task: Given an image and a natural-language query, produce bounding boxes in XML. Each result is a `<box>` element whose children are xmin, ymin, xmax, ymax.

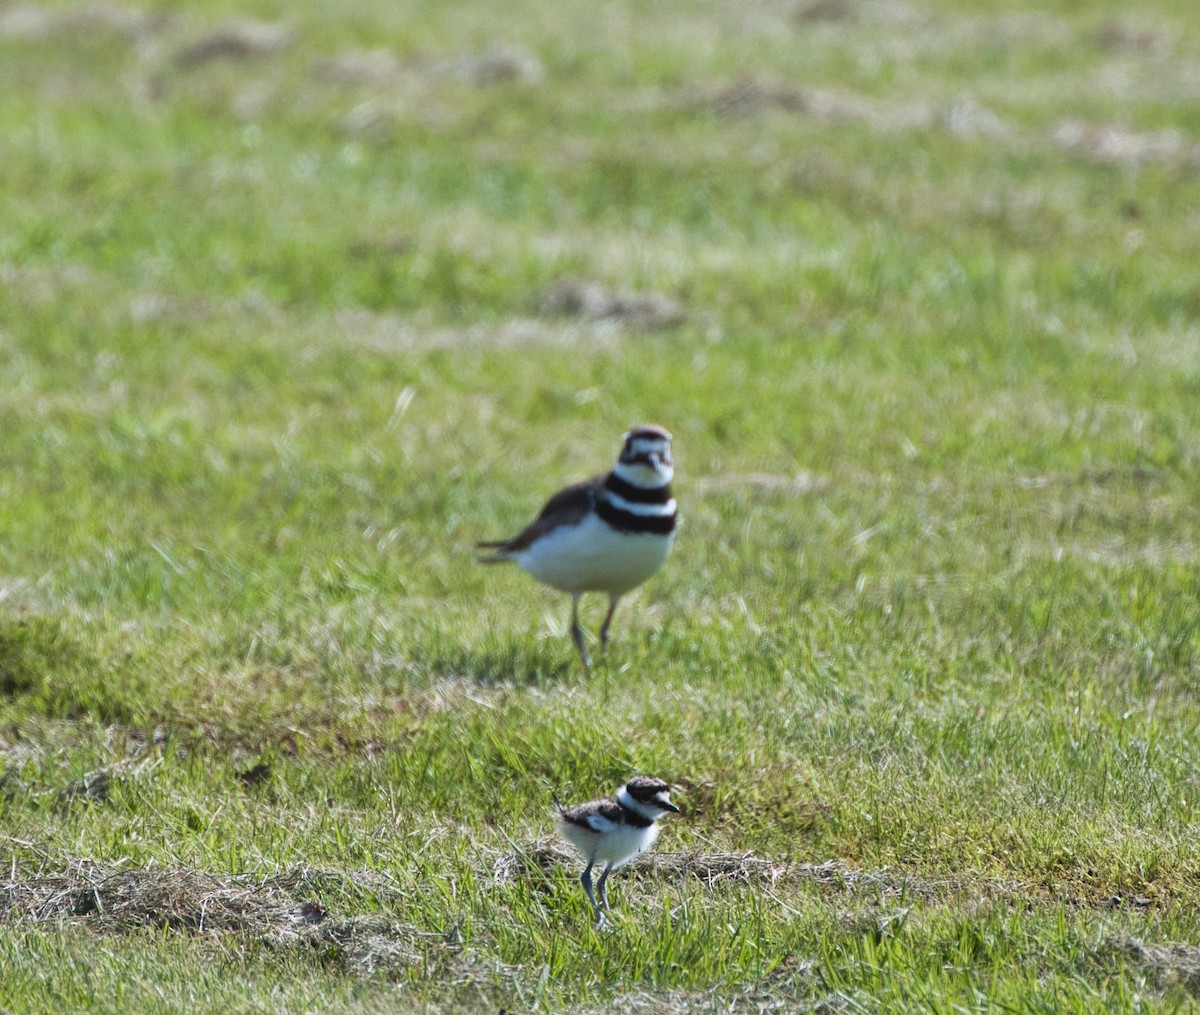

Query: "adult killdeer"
<box><xmin>477</xmin><ymin>425</ymin><xmax>677</xmax><ymax>668</ymax></box>
<box><xmin>554</xmin><ymin>775</ymin><xmax>679</xmax><ymax>926</ymax></box>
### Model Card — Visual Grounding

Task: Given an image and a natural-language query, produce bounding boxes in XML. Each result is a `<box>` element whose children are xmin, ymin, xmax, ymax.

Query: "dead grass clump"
<box><xmin>1052</xmin><ymin>121</ymin><xmax>1200</xmax><ymax>169</ymax></box>
<box><xmin>128</xmin><ymin>293</ymin><xmax>214</xmax><ymax>324</ymax></box>
<box><xmin>341</xmin><ymin>98</ymin><xmax>406</xmax><ymax>137</ymax></box>
<box><xmin>304</xmin><ymin>914</ymin><xmax>426</xmax><ymax>977</ymax></box>
<box><xmin>57</xmin><ymin>766</ymin><xmax>115</xmax><ymax>804</ymax></box>
<box><xmin>539</xmin><ymin>277</ymin><xmax>687</xmax><ymax>332</ymax></box>
<box><xmin>705</xmin><ymin>77</ymin><xmax>953</xmax><ymax>134</ymax></box>
<box><xmin>499</xmin><ymin>846</ymin><xmax>1138</xmax><ymax>910</ymax></box>
<box><xmin>654</xmin><ymin>852</ymin><xmax>857</xmax><ymax>891</ymax></box>
<box><xmin>657</xmin><ymin>853</ymin><xmax>977</xmax><ymax>904</ymax></box>
<box><xmin>1099</xmin><ymin>936</ymin><xmax>1200</xmax><ymax>996</ymax></box>
<box><xmin>1096</xmin><ymin>20</ymin><xmax>1173</xmax><ymax>55</ymax></box>
<box><xmin>708</xmin><ymin>77</ymin><xmax>811</xmax><ymax>118</ymax></box>
<box><xmin>1</xmin><ymin>861</ymin><xmax>431</xmax><ymax>978</ymax></box>
<box><xmin>493</xmin><ymin>845</ymin><xmax>966</xmax><ymax>902</ymax></box>
<box><xmin>174</xmin><ymin>20</ymin><xmax>292</xmax><ymax>69</ymax></box>
<box><xmin>2</xmin><ymin>263</ymin><xmax>97</xmax><ymax>315</ymax></box>
<box><xmin>4</xmin><ymin>860</ymin><xmax>297</xmax><ymax>930</ymax></box>
<box><xmin>0</xmin><ymin>3</ymin><xmax>165</xmax><ymax>41</ymax></box>
<box><xmin>794</xmin><ymin>0</ymin><xmax>857</xmax><ymax>23</ymax></box>
<box><xmin>491</xmin><ymin>839</ymin><xmax>572</xmax><ymax>886</ymax></box>
<box><xmin>0</xmin><ymin>5</ymin><xmax>60</xmax><ymax>38</ymax></box>
<box><xmin>706</xmin><ymin>77</ymin><xmax>928</xmax><ymax>128</ymax></box>
<box><xmin>941</xmin><ymin>96</ymin><xmax>1013</xmax><ymax>140</ymax></box>
<box><xmin>572</xmin><ymin>985</ymin><xmax>814</xmax><ymax>1014</ymax></box>
<box><xmin>435</xmin><ymin>48</ymin><xmax>543</xmax><ymax>86</ymax></box>
<box><xmin>315</xmin><ymin>48</ymin><xmax>402</xmax><ymax>85</ymax></box>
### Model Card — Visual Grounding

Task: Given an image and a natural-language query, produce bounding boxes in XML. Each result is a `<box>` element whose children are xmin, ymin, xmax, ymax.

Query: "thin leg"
<box><xmin>580</xmin><ymin>860</ymin><xmax>603</xmax><ymax>925</ymax></box>
<box><xmin>570</xmin><ymin>594</ymin><xmax>591</xmax><ymax>671</ymax></box>
<box><xmin>598</xmin><ymin>596</ymin><xmax>620</xmax><ymax>655</ymax></box>
<box><xmin>596</xmin><ymin>862</ymin><xmax>615</xmax><ymax>910</ymax></box>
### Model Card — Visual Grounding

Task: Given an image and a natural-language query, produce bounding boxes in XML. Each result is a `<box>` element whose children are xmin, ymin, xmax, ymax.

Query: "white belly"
<box><xmin>515</xmin><ymin>513</ymin><xmax>674</xmax><ymax>596</ymax></box>
<box><xmin>559</xmin><ymin>819</ymin><xmax>660</xmax><ymax>869</ymax></box>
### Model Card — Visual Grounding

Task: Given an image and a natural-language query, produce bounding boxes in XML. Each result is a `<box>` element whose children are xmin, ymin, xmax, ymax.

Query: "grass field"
<box><xmin>3</xmin><ymin>0</ymin><xmax>1200</xmax><ymax>1010</ymax></box>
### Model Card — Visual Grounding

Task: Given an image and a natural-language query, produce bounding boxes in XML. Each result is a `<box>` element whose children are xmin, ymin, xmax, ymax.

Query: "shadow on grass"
<box><xmin>411</xmin><ymin>633</ymin><xmax>579</xmax><ymax>686</ymax></box>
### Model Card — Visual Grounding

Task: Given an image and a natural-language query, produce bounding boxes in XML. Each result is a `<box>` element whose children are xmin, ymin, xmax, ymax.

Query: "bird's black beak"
<box><xmin>660</xmin><ymin>799</ymin><xmax>680</xmax><ymax>813</ymax></box>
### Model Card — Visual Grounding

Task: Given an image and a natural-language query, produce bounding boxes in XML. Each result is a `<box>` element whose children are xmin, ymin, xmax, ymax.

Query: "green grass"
<box><xmin>3</xmin><ymin>0</ymin><xmax>1200</xmax><ymax>1010</ymax></box>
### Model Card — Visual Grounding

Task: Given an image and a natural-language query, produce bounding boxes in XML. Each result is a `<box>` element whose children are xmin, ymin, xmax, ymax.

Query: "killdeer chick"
<box><xmin>477</xmin><ymin>426</ymin><xmax>677</xmax><ymax>669</ymax></box>
<box><xmin>554</xmin><ymin>775</ymin><xmax>679</xmax><ymax>927</ymax></box>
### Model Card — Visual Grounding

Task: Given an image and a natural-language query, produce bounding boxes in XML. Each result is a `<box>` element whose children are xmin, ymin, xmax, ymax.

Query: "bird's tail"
<box><xmin>475</xmin><ymin>540</ymin><xmax>514</xmax><ymax>563</ymax></box>
<box><xmin>551</xmin><ymin>795</ymin><xmax>566</xmax><ymax>815</ymax></box>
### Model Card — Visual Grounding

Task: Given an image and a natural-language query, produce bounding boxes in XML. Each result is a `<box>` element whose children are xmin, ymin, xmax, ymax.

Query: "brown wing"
<box><xmin>477</xmin><ymin>475</ymin><xmax>601</xmax><ymax>558</ymax></box>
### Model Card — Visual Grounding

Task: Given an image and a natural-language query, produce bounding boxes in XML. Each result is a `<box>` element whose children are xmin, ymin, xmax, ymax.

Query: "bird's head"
<box><xmin>615</xmin><ymin>425</ymin><xmax>674</xmax><ymax>486</ymax></box>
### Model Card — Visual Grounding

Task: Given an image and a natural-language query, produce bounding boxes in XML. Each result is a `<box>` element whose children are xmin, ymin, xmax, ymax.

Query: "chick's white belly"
<box><xmin>559</xmin><ymin>819</ymin><xmax>661</xmax><ymax>868</ymax></box>
<box><xmin>515</xmin><ymin>514</ymin><xmax>674</xmax><ymax>596</ymax></box>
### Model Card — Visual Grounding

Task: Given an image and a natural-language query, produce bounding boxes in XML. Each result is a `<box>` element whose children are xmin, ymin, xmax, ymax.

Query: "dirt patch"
<box><xmin>539</xmin><ymin>277</ymin><xmax>686</xmax><ymax>332</ymax></box>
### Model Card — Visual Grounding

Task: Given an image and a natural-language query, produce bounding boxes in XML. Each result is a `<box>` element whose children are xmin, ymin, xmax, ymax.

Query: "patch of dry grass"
<box><xmin>0</xmin><ymin>860</ymin><xmax>438</xmax><ymax>978</ymax></box>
